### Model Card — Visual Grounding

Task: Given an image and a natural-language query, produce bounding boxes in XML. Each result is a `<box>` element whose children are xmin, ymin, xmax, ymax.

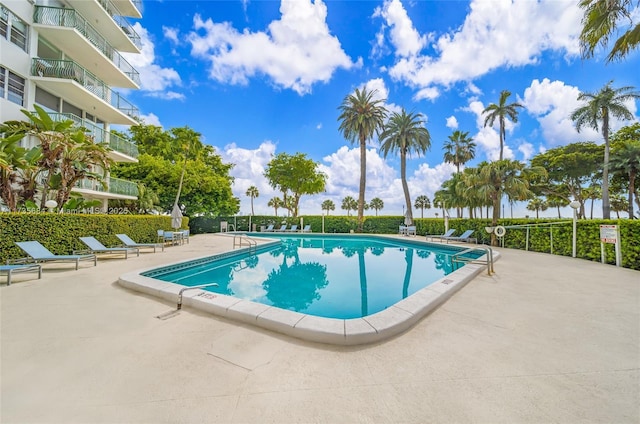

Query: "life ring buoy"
<box><xmin>494</xmin><ymin>225</ymin><xmax>506</xmax><ymax>237</ymax></box>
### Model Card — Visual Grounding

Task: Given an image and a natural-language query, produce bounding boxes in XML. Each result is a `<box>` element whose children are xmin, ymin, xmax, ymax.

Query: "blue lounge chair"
<box><xmin>426</xmin><ymin>229</ymin><xmax>456</xmax><ymax>242</ymax></box>
<box><xmin>286</xmin><ymin>224</ymin><xmax>298</xmax><ymax>232</ymax></box>
<box><xmin>274</xmin><ymin>224</ymin><xmax>287</xmax><ymax>232</ymax></box>
<box><xmin>444</xmin><ymin>229</ymin><xmax>477</xmax><ymax>244</ymax></box>
<box><xmin>301</xmin><ymin>224</ymin><xmax>312</xmax><ymax>233</ymax></box>
<box><xmin>1</xmin><ymin>263</ymin><xmax>42</xmax><ymax>285</ymax></box>
<box><xmin>15</xmin><ymin>241</ymin><xmax>97</xmax><ymax>270</ymax></box>
<box><xmin>115</xmin><ymin>234</ymin><xmax>164</xmax><ymax>252</ymax></box>
<box><xmin>263</xmin><ymin>224</ymin><xmax>275</xmax><ymax>232</ymax></box>
<box><xmin>78</xmin><ymin>236</ymin><xmax>139</xmax><ymax>259</ymax></box>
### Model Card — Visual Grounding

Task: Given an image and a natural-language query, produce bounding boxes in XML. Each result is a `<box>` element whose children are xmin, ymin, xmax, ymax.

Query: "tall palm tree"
<box><xmin>474</xmin><ymin>160</ymin><xmax>546</xmax><ymax>246</ymax></box>
<box><xmin>443</xmin><ymin>130</ymin><xmax>476</xmax><ymax>173</ymax></box>
<box><xmin>414</xmin><ymin>195</ymin><xmax>431</xmax><ymax>218</ymax></box>
<box><xmin>578</xmin><ymin>0</ymin><xmax>640</xmax><ymax>62</ymax></box>
<box><xmin>321</xmin><ymin>199</ymin><xmax>335</xmax><ymax>215</ymax></box>
<box><xmin>379</xmin><ymin>109</ymin><xmax>431</xmax><ymax>226</ymax></box>
<box><xmin>369</xmin><ymin>197</ymin><xmax>384</xmax><ymax>216</ymax></box>
<box><xmin>268</xmin><ymin>196</ymin><xmax>283</xmax><ymax>216</ymax></box>
<box><xmin>571</xmin><ymin>81</ymin><xmax>640</xmax><ymax>219</ymax></box>
<box><xmin>610</xmin><ymin>141</ymin><xmax>640</xmax><ymax>218</ymax></box>
<box><xmin>582</xmin><ymin>184</ymin><xmax>602</xmax><ymax>219</ymax></box>
<box><xmin>547</xmin><ymin>196</ymin><xmax>570</xmax><ymax>219</ymax></box>
<box><xmin>246</xmin><ymin>185</ymin><xmax>259</xmax><ymax>215</ymax></box>
<box><xmin>337</xmin><ymin>88</ymin><xmax>387</xmax><ymax>231</ymax></box>
<box><xmin>482</xmin><ymin>90</ymin><xmax>523</xmax><ymax>161</ymax></box>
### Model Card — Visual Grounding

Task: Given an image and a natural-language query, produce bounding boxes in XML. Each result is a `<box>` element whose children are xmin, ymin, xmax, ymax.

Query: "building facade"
<box><xmin>0</xmin><ymin>0</ymin><xmax>142</xmax><ymax>209</ymax></box>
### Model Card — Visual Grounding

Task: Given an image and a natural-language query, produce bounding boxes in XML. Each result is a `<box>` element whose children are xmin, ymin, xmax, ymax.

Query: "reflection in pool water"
<box><xmin>144</xmin><ymin>236</ymin><xmax>470</xmax><ymax>319</ymax></box>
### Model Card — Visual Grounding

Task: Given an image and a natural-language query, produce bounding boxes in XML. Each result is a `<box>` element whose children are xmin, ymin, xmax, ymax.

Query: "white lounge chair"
<box><xmin>79</xmin><ymin>236</ymin><xmax>139</xmax><ymax>259</ymax></box>
<box><xmin>301</xmin><ymin>224</ymin><xmax>312</xmax><ymax>233</ymax></box>
<box><xmin>116</xmin><ymin>234</ymin><xmax>163</xmax><ymax>252</ymax></box>
<box><xmin>426</xmin><ymin>229</ymin><xmax>456</xmax><ymax>242</ymax></box>
<box><xmin>444</xmin><ymin>229</ymin><xmax>477</xmax><ymax>244</ymax></box>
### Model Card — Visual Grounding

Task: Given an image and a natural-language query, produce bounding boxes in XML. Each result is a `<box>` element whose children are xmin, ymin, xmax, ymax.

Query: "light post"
<box><xmin>569</xmin><ymin>200</ymin><xmax>580</xmax><ymax>258</ymax></box>
<box><xmin>44</xmin><ymin>200</ymin><xmax>57</xmax><ymax>212</ymax></box>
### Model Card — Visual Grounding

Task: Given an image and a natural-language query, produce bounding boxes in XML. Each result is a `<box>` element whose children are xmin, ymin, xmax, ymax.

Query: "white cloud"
<box><xmin>139</xmin><ymin>112</ymin><xmax>162</xmax><ymax>127</ymax></box>
<box><xmin>187</xmin><ymin>0</ymin><xmax>357</xmax><ymax>95</ymax></box>
<box><xmin>518</xmin><ymin>142</ymin><xmax>535</xmax><ymax>161</ymax></box>
<box><xmin>316</xmin><ymin>123</ymin><xmax>322</xmax><ymax>130</ymax></box>
<box><xmin>382</xmin><ymin>0</ymin><xmax>581</xmax><ymax>98</ymax></box>
<box><xmin>122</xmin><ymin>23</ymin><xmax>182</xmax><ymax>96</ymax></box>
<box><xmin>373</xmin><ymin>0</ymin><xmax>429</xmax><ymax>57</ymax></box>
<box><xmin>162</xmin><ymin>26</ymin><xmax>179</xmax><ymax>44</ymax></box>
<box><xmin>446</xmin><ymin>116</ymin><xmax>458</xmax><ymax>129</ymax></box>
<box><xmin>522</xmin><ymin>78</ymin><xmax>608</xmax><ymax>146</ymax></box>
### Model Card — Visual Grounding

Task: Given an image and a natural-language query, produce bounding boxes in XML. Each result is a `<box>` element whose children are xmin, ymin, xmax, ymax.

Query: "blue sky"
<box><xmin>121</xmin><ymin>0</ymin><xmax>640</xmax><ymax>218</ymax></box>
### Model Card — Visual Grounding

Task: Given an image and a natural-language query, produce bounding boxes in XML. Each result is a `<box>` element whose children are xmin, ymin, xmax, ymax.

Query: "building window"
<box><xmin>1</xmin><ymin>66</ymin><xmax>25</xmax><ymax>106</ymax></box>
<box><xmin>0</xmin><ymin>4</ymin><xmax>28</xmax><ymax>52</ymax></box>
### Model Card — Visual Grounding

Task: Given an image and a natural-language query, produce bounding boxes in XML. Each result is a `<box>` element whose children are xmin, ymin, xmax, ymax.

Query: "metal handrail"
<box><xmin>233</xmin><ymin>234</ymin><xmax>257</xmax><ymax>253</ymax></box>
<box><xmin>451</xmin><ymin>246</ymin><xmax>494</xmax><ymax>275</ymax></box>
<box><xmin>177</xmin><ymin>283</ymin><xmax>219</xmax><ymax>310</ymax></box>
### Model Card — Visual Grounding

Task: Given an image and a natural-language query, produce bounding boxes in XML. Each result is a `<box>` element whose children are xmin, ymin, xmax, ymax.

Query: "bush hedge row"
<box><xmin>0</xmin><ymin>213</ymin><xmax>187</xmax><ymax>263</ymax></box>
<box><xmin>1</xmin><ymin>213</ymin><xmax>637</xmax><ymax>270</ymax></box>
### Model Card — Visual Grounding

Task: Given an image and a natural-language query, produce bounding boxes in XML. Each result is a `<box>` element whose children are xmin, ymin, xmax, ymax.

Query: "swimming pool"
<box><xmin>119</xmin><ymin>233</ymin><xmax>495</xmax><ymax>345</ymax></box>
<box><xmin>142</xmin><ymin>235</ymin><xmax>479</xmax><ymax>319</ymax></box>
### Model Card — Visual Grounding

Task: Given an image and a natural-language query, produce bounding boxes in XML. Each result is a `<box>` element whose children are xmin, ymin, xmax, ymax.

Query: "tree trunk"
<box><xmin>491</xmin><ymin>191</ymin><xmax>500</xmax><ymax>246</ymax></box>
<box><xmin>358</xmin><ymin>137</ymin><xmax>366</xmax><ymax>232</ymax></box>
<box><xmin>602</xmin><ymin>112</ymin><xmax>611</xmax><ymax>219</ymax></box>
<box><xmin>400</xmin><ymin>150</ymin><xmax>412</xmax><ymax>225</ymax></box>
<box><xmin>629</xmin><ymin>169</ymin><xmax>636</xmax><ymax>219</ymax></box>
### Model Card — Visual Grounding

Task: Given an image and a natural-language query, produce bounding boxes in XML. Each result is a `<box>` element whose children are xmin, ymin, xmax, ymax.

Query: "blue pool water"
<box><xmin>143</xmin><ymin>235</ymin><xmax>479</xmax><ymax>319</ymax></box>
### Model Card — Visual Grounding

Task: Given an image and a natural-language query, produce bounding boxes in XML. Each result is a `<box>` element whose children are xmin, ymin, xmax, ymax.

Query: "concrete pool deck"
<box><xmin>1</xmin><ymin>233</ymin><xmax>638</xmax><ymax>423</ymax></box>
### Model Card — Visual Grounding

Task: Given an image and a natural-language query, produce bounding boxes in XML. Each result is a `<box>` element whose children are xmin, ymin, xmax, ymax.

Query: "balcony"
<box><xmin>111</xmin><ymin>0</ymin><xmax>142</xmax><ymax>19</ymax></box>
<box><xmin>49</xmin><ymin>113</ymin><xmax>139</xmax><ymax>162</ymax></box>
<box><xmin>32</xmin><ymin>58</ymin><xmax>139</xmax><ymax>125</ymax></box>
<box><xmin>75</xmin><ymin>176</ymin><xmax>139</xmax><ymax>199</ymax></box>
<box><xmin>65</xmin><ymin>0</ymin><xmax>141</xmax><ymax>53</ymax></box>
<box><xmin>33</xmin><ymin>6</ymin><xmax>140</xmax><ymax>89</ymax></box>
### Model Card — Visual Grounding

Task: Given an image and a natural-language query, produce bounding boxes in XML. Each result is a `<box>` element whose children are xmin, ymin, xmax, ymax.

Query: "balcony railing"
<box><xmin>76</xmin><ymin>176</ymin><xmax>139</xmax><ymax>196</ymax></box>
<box><xmin>49</xmin><ymin>113</ymin><xmax>139</xmax><ymax>159</ymax></box>
<box><xmin>33</xmin><ymin>6</ymin><xmax>140</xmax><ymax>86</ymax></box>
<box><xmin>32</xmin><ymin>58</ymin><xmax>139</xmax><ymax>120</ymax></box>
<box><xmin>94</xmin><ymin>0</ymin><xmax>141</xmax><ymax>49</ymax></box>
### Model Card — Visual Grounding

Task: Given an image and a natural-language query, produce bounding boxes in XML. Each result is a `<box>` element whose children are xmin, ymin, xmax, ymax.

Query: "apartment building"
<box><xmin>0</xmin><ymin>0</ymin><xmax>142</xmax><ymax>209</ymax></box>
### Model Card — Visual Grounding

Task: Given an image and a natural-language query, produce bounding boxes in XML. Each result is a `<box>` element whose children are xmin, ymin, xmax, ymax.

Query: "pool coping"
<box><xmin>118</xmin><ymin>235</ymin><xmax>499</xmax><ymax>345</ymax></box>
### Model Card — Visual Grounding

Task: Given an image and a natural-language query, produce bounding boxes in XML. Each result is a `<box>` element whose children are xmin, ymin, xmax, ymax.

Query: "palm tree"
<box><xmin>341</xmin><ymin>196</ymin><xmax>357</xmax><ymax>216</ymax></box>
<box><xmin>337</xmin><ymin>88</ymin><xmax>387</xmax><ymax>231</ymax></box>
<box><xmin>579</xmin><ymin>0</ymin><xmax>640</xmax><ymax>62</ymax></box>
<box><xmin>482</xmin><ymin>90</ymin><xmax>523</xmax><ymax>160</ymax></box>
<box><xmin>610</xmin><ymin>141</ymin><xmax>640</xmax><ymax>219</ymax></box>
<box><xmin>571</xmin><ymin>81</ymin><xmax>640</xmax><ymax>219</ymax></box>
<box><xmin>526</xmin><ymin>197</ymin><xmax>548</xmax><ymax>219</ymax></box>
<box><xmin>246</xmin><ymin>185</ymin><xmax>259</xmax><ymax>215</ymax></box>
<box><xmin>547</xmin><ymin>196</ymin><xmax>570</xmax><ymax>219</ymax></box>
<box><xmin>475</xmin><ymin>160</ymin><xmax>546</xmax><ymax>245</ymax></box>
<box><xmin>443</xmin><ymin>130</ymin><xmax>476</xmax><ymax>173</ymax></box>
<box><xmin>369</xmin><ymin>197</ymin><xmax>384</xmax><ymax>216</ymax></box>
<box><xmin>379</xmin><ymin>109</ymin><xmax>431</xmax><ymax>226</ymax></box>
<box><xmin>414</xmin><ymin>195</ymin><xmax>431</xmax><ymax>218</ymax></box>
<box><xmin>0</xmin><ymin>132</ymin><xmax>33</xmax><ymax>211</ymax></box>
<box><xmin>321</xmin><ymin>199</ymin><xmax>335</xmax><ymax>215</ymax></box>
<box><xmin>268</xmin><ymin>196</ymin><xmax>283</xmax><ymax>216</ymax></box>
<box><xmin>610</xmin><ymin>194</ymin><xmax>629</xmax><ymax>218</ymax></box>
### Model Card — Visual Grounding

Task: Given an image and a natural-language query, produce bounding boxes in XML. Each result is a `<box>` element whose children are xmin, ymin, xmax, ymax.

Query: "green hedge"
<box><xmin>2</xmin><ymin>213</ymin><xmax>637</xmax><ymax>271</ymax></box>
<box><xmin>0</xmin><ymin>213</ymin><xmax>187</xmax><ymax>263</ymax></box>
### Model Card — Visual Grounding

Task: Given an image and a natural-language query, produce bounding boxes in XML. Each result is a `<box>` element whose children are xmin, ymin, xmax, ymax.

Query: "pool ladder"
<box><xmin>451</xmin><ymin>246</ymin><xmax>494</xmax><ymax>275</ymax></box>
<box><xmin>233</xmin><ymin>234</ymin><xmax>257</xmax><ymax>254</ymax></box>
<box><xmin>156</xmin><ymin>282</ymin><xmax>219</xmax><ymax>319</ymax></box>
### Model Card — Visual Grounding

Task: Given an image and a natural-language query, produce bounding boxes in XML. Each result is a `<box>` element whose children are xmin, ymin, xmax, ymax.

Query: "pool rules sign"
<box><xmin>599</xmin><ymin>225</ymin><xmax>621</xmax><ymax>267</ymax></box>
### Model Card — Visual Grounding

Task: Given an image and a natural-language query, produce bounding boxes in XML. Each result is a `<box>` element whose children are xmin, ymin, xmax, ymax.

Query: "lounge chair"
<box><xmin>158</xmin><ymin>230</ymin><xmax>182</xmax><ymax>246</ymax></box>
<box><xmin>286</xmin><ymin>224</ymin><xmax>298</xmax><ymax>232</ymax></box>
<box><xmin>301</xmin><ymin>224</ymin><xmax>312</xmax><ymax>233</ymax></box>
<box><xmin>15</xmin><ymin>241</ymin><xmax>97</xmax><ymax>270</ymax></box>
<box><xmin>274</xmin><ymin>224</ymin><xmax>287</xmax><ymax>232</ymax></box>
<box><xmin>79</xmin><ymin>236</ymin><xmax>139</xmax><ymax>259</ymax></box>
<box><xmin>406</xmin><ymin>225</ymin><xmax>416</xmax><ymax>236</ymax></box>
<box><xmin>444</xmin><ymin>229</ymin><xmax>477</xmax><ymax>244</ymax></box>
<box><xmin>116</xmin><ymin>234</ymin><xmax>164</xmax><ymax>253</ymax></box>
<box><xmin>399</xmin><ymin>225</ymin><xmax>407</xmax><ymax>235</ymax></box>
<box><xmin>263</xmin><ymin>224</ymin><xmax>275</xmax><ymax>232</ymax></box>
<box><xmin>426</xmin><ymin>229</ymin><xmax>456</xmax><ymax>242</ymax></box>
<box><xmin>1</xmin><ymin>263</ymin><xmax>42</xmax><ymax>285</ymax></box>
